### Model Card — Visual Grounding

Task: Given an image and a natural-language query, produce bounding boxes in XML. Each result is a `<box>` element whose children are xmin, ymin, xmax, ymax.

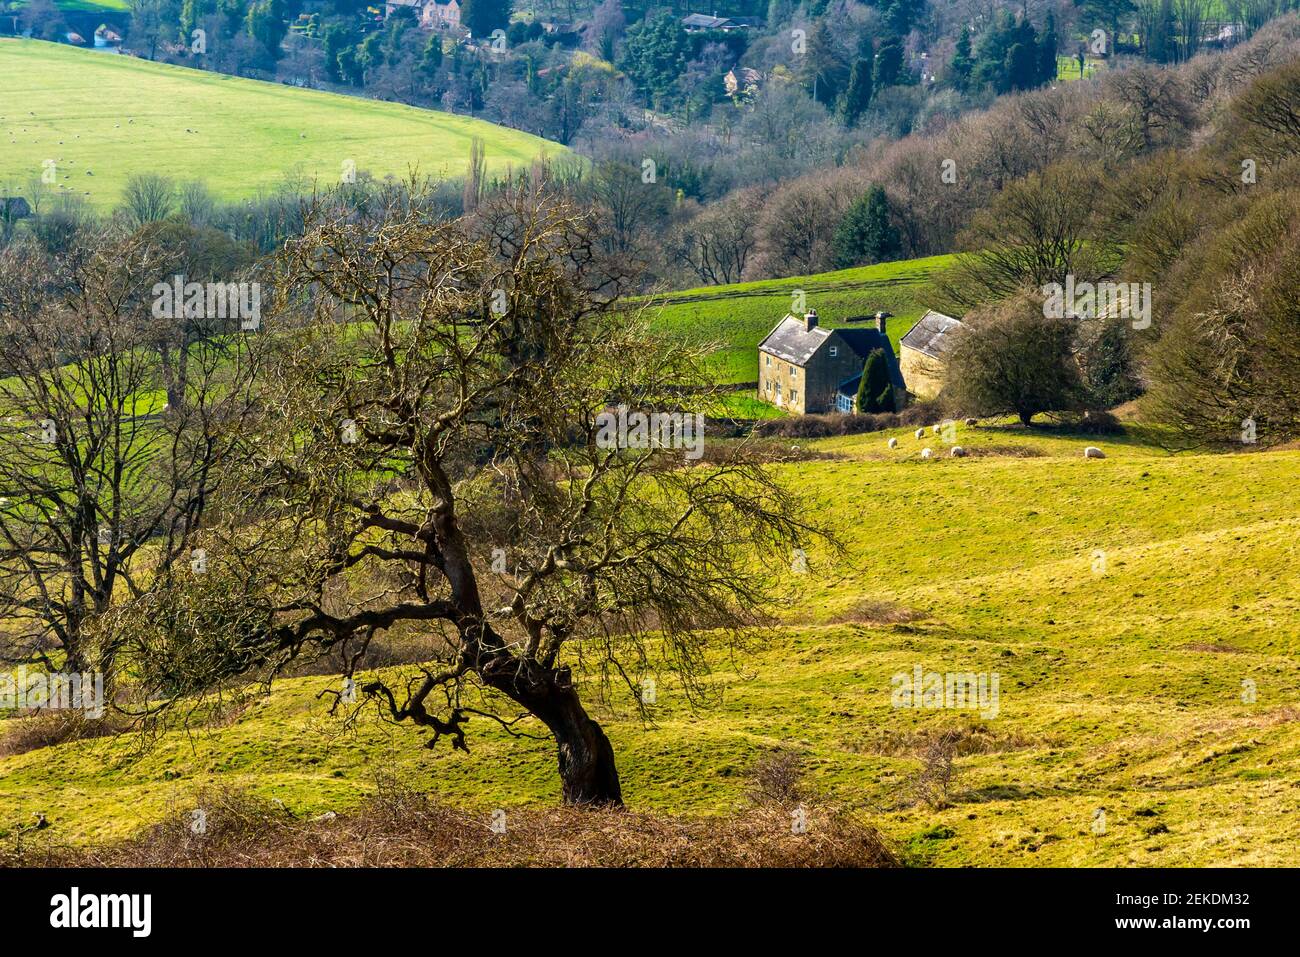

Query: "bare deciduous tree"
<box><xmin>671</xmin><ymin>189</ymin><xmax>762</xmax><ymax>286</ymax></box>
<box><xmin>0</xmin><ymin>231</ymin><xmax>257</xmax><ymax>676</ymax></box>
<box><xmin>938</xmin><ymin>161</ymin><xmax>1117</xmax><ymax>309</ymax></box>
<box><xmin>119</xmin><ymin>187</ymin><xmax>820</xmax><ymax>806</ymax></box>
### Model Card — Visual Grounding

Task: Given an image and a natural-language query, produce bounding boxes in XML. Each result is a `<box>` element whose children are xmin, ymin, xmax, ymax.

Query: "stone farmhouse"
<box><xmin>757</xmin><ymin>310</ymin><xmax>905</xmax><ymax>415</ymax></box>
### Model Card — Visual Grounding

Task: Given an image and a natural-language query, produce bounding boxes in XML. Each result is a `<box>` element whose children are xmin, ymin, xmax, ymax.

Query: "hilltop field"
<box><xmin>0</xmin><ymin>39</ymin><xmax>567</xmax><ymax>209</ymax></box>
<box><xmin>4</xmin><ymin>416</ymin><xmax>1297</xmax><ymax>866</ymax></box>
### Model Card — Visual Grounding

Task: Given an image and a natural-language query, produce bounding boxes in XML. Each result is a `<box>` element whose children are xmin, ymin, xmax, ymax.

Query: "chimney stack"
<box><xmin>804</xmin><ymin>309</ymin><xmax>818</xmax><ymax>331</ymax></box>
<box><xmin>875</xmin><ymin>311</ymin><xmax>891</xmax><ymax>335</ymax></box>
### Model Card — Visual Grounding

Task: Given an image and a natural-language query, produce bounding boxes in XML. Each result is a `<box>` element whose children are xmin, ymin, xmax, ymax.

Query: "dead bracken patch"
<box><xmin>847</xmin><ymin>722</ymin><xmax>1047</xmax><ymax>758</ymax></box>
<box><xmin>1181</xmin><ymin>642</ymin><xmax>1246</xmax><ymax>654</ymax></box>
<box><xmin>696</xmin><ymin>440</ymin><xmax>845</xmax><ymax>467</ymax></box>
<box><xmin>4</xmin><ymin>784</ymin><xmax>899</xmax><ymax>868</ymax></box>
<box><xmin>826</xmin><ymin>600</ymin><xmax>931</xmax><ymax>626</ymax></box>
<box><xmin>963</xmin><ymin>445</ymin><xmax>1045</xmax><ymax>458</ymax></box>
<box><xmin>0</xmin><ymin>710</ymin><xmax>129</xmax><ymax>759</ymax></box>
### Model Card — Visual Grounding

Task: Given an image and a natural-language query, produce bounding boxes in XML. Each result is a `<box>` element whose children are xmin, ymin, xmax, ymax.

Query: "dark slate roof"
<box><xmin>899</xmin><ymin>310</ymin><xmax>962</xmax><ymax>359</ymax></box>
<box><xmin>835</xmin><ymin>328</ymin><xmax>906</xmax><ymax>392</ymax></box>
<box><xmin>837</xmin><ymin>374</ymin><xmax>862</xmax><ymax>398</ymax></box>
<box><xmin>682</xmin><ymin>13</ymin><xmax>729</xmax><ymax>28</ymax></box>
<box><xmin>758</xmin><ymin>315</ymin><xmax>832</xmax><ymax>366</ymax></box>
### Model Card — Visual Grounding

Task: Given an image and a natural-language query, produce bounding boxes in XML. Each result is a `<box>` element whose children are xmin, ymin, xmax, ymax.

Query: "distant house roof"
<box><xmin>0</xmin><ymin>197</ymin><xmax>33</xmax><ymax>219</ymax></box>
<box><xmin>681</xmin><ymin>13</ymin><xmax>730</xmax><ymax>29</ymax></box>
<box><xmin>900</xmin><ymin>309</ymin><xmax>963</xmax><ymax>360</ymax></box>
<box><xmin>759</xmin><ymin>315</ymin><xmax>832</xmax><ymax>366</ymax></box>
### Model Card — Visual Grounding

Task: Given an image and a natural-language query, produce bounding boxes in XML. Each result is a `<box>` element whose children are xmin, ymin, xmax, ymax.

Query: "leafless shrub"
<box><xmin>825</xmin><ymin>600</ymin><xmax>930</xmax><ymax>626</ymax></box>
<box><xmin>851</xmin><ymin>722</ymin><xmax>1044</xmax><ymax>759</ymax></box>
<box><xmin>909</xmin><ymin>728</ymin><xmax>965</xmax><ymax>810</ymax></box>
<box><xmin>746</xmin><ymin>750</ymin><xmax>807</xmax><ymax>806</ymax></box>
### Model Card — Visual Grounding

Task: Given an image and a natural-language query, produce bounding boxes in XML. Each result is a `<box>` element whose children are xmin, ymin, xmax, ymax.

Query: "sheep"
<box><xmin>920</xmin><ymin>448</ymin><xmax>933</xmax><ymax>459</ymax></box>
<box><xmin>931</xmin><ymin>424</ymin><xmax>941</xmax><ymax>434</ymax></box>
<box><xmin>1084</xmin><ymin>446</ymin><xmax>1106</xmax><ymax>459</ymax></box>
<box><xmin>914</xmin><ymin>428</ymin><xmax>925</xmax><ymax>440</ymax></box>
<box><xmin>950</xmin><ymin>446</ymin><xmax>967</xmax><ymax>457</ymax></box>
<box><xmin>888</xmin><ymin>437</ymin><xmax>898</xmax><ymax>449</ymax></box>
<box><xmin>965</xmin><ymin>417</ymin><xmax>978</xmax><ymax>426</ymax></box>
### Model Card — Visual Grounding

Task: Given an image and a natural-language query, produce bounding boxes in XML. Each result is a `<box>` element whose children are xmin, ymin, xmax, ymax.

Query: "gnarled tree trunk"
<box><xmin>546</xmin><ymin>688</ymin><xmax>622</xmax><ymax>807</ymax></box>
<box><xmin>486</xmin><ymin>660</ymin><xmax>623</xmax><ymax>807</ymax></box>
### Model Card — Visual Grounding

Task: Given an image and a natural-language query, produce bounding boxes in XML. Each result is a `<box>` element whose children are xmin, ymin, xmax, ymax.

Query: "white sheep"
<box><xmin>888</xmin><ymin>437</ymin><xmax>898</xmax><ymax>449</ymax></box>
<box><xmin>914</xmin><ymin>428</ymin><xmax>925</xmax><ymax>440</ymax></box>
<box><xmin>920</xmin><ymin>448</ymin><xmax>933</xmax><ymax>459</ymax></box>
<box><xmin>931</xmin><ymin>424</ymin><xmax>941</xmax><ymax>434</ymax></box>
<box><xmin>1084</xmin><ymin>446</ymin><xmax>1106</xmax><ymax>459</ymax></box>
<box><xmin>965</xmin><ymin>417</ymin><xmax>978</xmax><ymax>426</ymax></box>
<box><xmin>950</xmin><ymin>446</ymin><xmax>966</xmax><ymax>457</ymax></box>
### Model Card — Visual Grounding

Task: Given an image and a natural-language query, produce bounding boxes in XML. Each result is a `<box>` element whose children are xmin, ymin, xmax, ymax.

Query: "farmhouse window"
<box><xmin>829</xmin><ymin>346</ymin><xmax>838</xmax><ymax>357</ymax></box>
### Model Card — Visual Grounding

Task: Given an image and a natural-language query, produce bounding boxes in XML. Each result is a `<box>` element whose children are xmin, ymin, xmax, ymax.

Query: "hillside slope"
<box><xmin>4</xmin><ymin>420</ymin><xmax>1298</xmax><ymax>866</ymax></box>
<box><xmin>0</xmin><ymin>39</ymin><xmax>567</xmax><ymax>208</ymax></box>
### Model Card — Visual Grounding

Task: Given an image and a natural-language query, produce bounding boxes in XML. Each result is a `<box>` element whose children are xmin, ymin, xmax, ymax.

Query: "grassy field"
<box><xmin>5</xmin><ymin>418</ymin><xmax>1298</xmax><ymax>865</ymax></box>
<box><xmin>643</xmin><ymin>255</ymin><xmax>953</xmax><ymax>386</ymax></box>
<box><xmin>1056</xmin><ymin>54</ymin><xmax>1108</xmax><ymax>81</ymax></box>
<box><xmin>44</xmin><ymin>0</ymin><xmax>132</xmax><ymax>10</ymax></box>
<box><xmin>0</xmin><ymin>39</ymin><xmax>568</xmax><ymax>209</ymax></box>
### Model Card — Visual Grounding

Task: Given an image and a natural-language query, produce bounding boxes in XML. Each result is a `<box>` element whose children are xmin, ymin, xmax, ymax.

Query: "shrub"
<box><xmin>944</xmin><ymin>290</ymin><xmax>1081</xmax><ymax>425</ymax></box>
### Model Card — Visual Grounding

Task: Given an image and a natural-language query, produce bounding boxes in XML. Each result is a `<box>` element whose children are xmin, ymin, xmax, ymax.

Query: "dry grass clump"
<box><xmin>825</xmin><ymin>600</ymin><xmax>930</xmax><ymax>626</ymax></box>
<box><xmin>849</xmin><ymin>722</ymin><xmax>1044</xmax><ymax>759</ymax></box>
<box><xmin>7</xmin><ymin>781</ymin><xmax>898</xmax><ymax>868</ymax></box>
<box><xmin>0</xmin><ymin>710</ymin><xmax>129</xmax><ymax>758</ymax></box>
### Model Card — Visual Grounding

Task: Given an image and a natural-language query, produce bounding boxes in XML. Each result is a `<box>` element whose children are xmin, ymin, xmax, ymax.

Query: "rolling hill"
<box><xmin>5</xmin><ymin>418</ymin><xmax>1298</xmax><ymax>865</ymax></box>
<box><xmin>0</xmin><ymin>39</ymin><xmax>569</xmax><ymax>209</ymax></box>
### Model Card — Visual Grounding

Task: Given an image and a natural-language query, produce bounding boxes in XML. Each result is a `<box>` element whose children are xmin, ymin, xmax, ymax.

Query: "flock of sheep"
<box><xmin>886</xmin><ymin>418</ymin><xmax>1107</xmax><ymax>460</ymax></box>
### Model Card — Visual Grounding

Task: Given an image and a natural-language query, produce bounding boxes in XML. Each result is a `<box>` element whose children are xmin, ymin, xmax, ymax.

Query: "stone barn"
<box><xmin>899</xmin><ymin>309</ymin><xmax>963</xmax><ymax>400</ymax></box>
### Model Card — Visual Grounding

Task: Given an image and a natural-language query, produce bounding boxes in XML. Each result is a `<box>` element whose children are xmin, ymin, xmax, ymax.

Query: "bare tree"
<box><xmin>117</xmin><ymin>186</ymin><xmax>820</xmax><ymax>806</ymax></box>
<box><xmin>938</xmin><ymin>161</ymin><xmax>1117</xmax><ymax>309</ymax></box>
<box><xmin>120</xmin><ymin>173</ymin><xmax>177</xmax><ymax>227</ymax></box>
<box><xmin>670</xmin><ymin>188</ymin><xmax>762</xmax><ymax>286</ymax></box>
<box><xmin>0</xmin><ymin>231</ymin><xmax>257</xmax><ymax>676</ymax></box>
<box><xmin>583</xmin><ymin>159</ymin><xmax>673</xmax><ymax>259</ymax></box>
<box><xmin>943</xmin><ymin>289</ymin><xmax>1083</xmax><ymax>425</ymax></box>
<box><xmin>1224</xmin><ymin>58</ymin><xmax>1300</xmax><ymax>162</ymax></box>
